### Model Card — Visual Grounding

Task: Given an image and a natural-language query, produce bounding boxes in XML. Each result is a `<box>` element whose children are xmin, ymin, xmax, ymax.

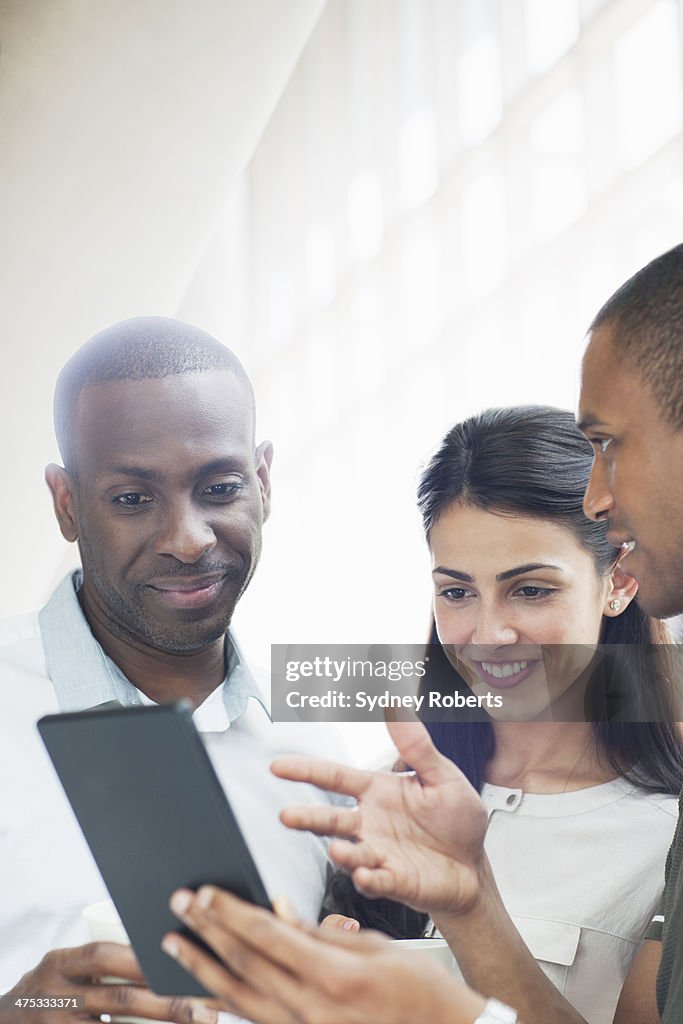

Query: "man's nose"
<box><xmin>583</xmin><ymin>458</ymin><xmax>614</xmax><ymax>522</ymax></box>
<box><xmin>154</xmin><ymin>505</ymin><xmax>217</xmax><ymax>563</ymax></box>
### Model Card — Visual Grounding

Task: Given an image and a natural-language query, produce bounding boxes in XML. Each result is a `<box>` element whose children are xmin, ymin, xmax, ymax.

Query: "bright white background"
<box><xmin>3</xmin><ymin>0</ymin><xmax>683</xmax><ymax>763</ymax></box>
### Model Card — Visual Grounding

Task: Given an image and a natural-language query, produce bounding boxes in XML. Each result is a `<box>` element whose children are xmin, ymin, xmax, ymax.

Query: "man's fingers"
<box><xmin>48</xmin><ymin>943</ymin><xmax>193</xmax><ymax>1023</ymax></box>
<box><xmin>271</xmin><ymin>755</ymin><xmax>369</xmax><ymax>798</ymax></box>
<box><xmin>83</xmin><ymin>983</ymin><xmax>193</xmax><ymax>1024</ymax></box>
<box><xmin>52</xmin><ymin>942</ymin><xmax>147</xmax><ymax>985</ymax></box>
<box><xmin>172</xmin><ymin>888</ymin><xmax>351</xmax><ymax>978</ymax></box>
<box><xmin>161</xmin><ymin>935</ymin><xmax>297</xmax><ymax>1024</ymax></box>
<box><xmin>279</xmin><ymin>804</ymin><xmax>360</xmax><ymax>838</ymax></box>
<box><xmin>385</xmin><ymin>721</ymin><xmax>458</xmax><ymax>788</ymax></box>
<box><xmin>166</xmin><ymin>888</ymin><xmax>393</xmax><ymax>1022</ymax></box>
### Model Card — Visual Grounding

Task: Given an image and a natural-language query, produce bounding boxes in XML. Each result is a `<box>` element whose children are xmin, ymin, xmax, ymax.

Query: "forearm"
<box><xmin>433</xmin><ymin>859</ymin><xmax>586</xmax><ymax>1024</ymax></box>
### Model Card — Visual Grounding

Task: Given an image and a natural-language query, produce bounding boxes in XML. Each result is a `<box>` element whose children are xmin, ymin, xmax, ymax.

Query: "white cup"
<box><xmin>392</xmin><ymin>937</ymin><xmax>456</xmax><ymax>970</ymax></box>
<box><xmin>82</xmin><ymin>899</ymin><xmax>130</xmax><ymax>945</ymax></box>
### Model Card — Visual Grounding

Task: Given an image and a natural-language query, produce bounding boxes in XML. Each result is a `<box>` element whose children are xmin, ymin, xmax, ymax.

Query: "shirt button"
<box><xmin>506</xmin><ymin>793</ymin><xmax>518</xmax><ymax>806</ymax></box>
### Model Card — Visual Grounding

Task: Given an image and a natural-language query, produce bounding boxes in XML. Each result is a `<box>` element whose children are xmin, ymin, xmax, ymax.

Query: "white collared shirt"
<box><xmin>0</xmin><ymin>573</ymin><xmax>345</xmax><ymax>991</ymax></box>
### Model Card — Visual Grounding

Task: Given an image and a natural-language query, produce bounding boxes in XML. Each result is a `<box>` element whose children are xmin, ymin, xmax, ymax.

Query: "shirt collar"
<box><xmin>39</xmin><ymin>571</ymin><xmax>269</xmax><ymax>732</ymax></box>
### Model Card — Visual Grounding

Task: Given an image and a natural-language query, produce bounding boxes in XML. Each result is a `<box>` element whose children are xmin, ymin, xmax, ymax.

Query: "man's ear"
<box><xmin>44</xmin><ymin>464</ymin><xmax>79</xmax><ymax>543</ymax></box>
<box><xmin>255</xmin><ymin>441</ymin><xmax>274</xmax><ymax>523</ymax></box>
<box><xmin>604</xmin><ymin>566</ymin><xmax>639</xmax><ymax>616</ymax></box>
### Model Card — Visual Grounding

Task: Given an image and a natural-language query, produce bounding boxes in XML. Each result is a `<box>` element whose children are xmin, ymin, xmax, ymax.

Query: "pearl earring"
<box><xmin>609</xmin><ymin>599</ymin><xmax>621</xmax><ymax>612</ymax></box>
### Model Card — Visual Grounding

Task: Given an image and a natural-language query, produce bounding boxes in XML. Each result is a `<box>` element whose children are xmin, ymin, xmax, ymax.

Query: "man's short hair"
<box><xmin>54</xmin><ymin>316</ymin><xmax>254</xmax><ymax>472</ymax></box>
<box><xmin>590</xmin><ymin>243</ymin><xmax>683</xmax><ymax>428</ymax></box>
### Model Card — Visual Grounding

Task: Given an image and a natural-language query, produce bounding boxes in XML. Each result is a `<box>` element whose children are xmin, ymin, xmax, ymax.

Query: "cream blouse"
<box><xmin>440</xmin><ymin>779</ymin><xmax>677</xmax><ymax>1024</ymax></box>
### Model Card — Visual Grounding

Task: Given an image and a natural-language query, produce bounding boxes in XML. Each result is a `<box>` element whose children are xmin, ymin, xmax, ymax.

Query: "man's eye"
<box><xmin>203</xmin><ymin>482</ymin><xmax>241</xmax><ymax>498</ymax></box>
<box><xmin>593</xmin><ymin>438</ymin><xmax>613</xmax><ymax>454</ymax></box>
<box><xmin>112</xmin><ymin>493</ymin><xmax>152</xmax><ymax>507</ymax></box>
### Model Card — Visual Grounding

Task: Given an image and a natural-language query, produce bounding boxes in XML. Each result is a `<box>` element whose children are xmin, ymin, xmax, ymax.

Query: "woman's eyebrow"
<box><xmin>432</xmin><ymin>567</ymin><xmax>473</xmax><ymax>582</ymax></box>
<box><xmin>432</xmin><ymin>563</ymin><xmax>563</xmax><ymax>583</ymax></box>
<box><xmin>497</xmin><ymin>563</ymin><xmax>563</xmax><ymax>582</ymax></box>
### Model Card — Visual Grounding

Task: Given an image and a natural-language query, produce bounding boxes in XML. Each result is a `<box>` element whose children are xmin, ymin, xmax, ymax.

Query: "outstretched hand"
<box><xmin>272</xmin><ymin>721</ymin><xmax>488</xmax><ymax>916</ymax></box>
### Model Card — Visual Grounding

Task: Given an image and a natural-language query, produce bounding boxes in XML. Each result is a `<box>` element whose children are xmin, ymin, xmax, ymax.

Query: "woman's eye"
<box><xmin>112</xmin><ymin>493</ymin><xmax>151</xmax><ymax>507</ymax></box>
<box><xmin>594</xmin><ymin>437</ymin><xmax>613</xmax><ymax>454</ymax></box>
<box><xmin>515</xmin><ymin>586</ymin><xmax>555</xmax><ymax>599</ymax></box>
<box><xmin>203</xmin><ymin>482</ymin><xmax>241</xmax><ymax>498</ymax></box>
<box><xmin>439</xmin><ymin>587</ymin><xmax>474</xmax><ymax>602</ymax></box>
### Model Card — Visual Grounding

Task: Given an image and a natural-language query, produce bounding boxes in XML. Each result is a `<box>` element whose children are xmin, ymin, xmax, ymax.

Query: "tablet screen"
<box><xmin>39</xmin><ymin>701</ymin><xmax>271</xmax><ymax>996</ymax></box>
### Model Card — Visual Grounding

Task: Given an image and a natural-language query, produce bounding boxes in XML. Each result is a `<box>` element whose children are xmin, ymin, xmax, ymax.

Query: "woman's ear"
<box><xmin>604</xmin><ymin>566</ymin><xmax>639</xmax><ymax>616</ymax></box>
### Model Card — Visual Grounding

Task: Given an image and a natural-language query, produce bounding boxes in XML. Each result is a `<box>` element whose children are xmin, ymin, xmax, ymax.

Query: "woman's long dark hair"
<box><xmin>327</xmin><ymin>406</ymin><xmax>683</xmax><ymax>937</ymax></box>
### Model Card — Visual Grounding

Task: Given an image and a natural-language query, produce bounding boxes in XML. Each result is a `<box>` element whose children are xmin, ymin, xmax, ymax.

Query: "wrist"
<box><xmin>435</xmin><ymin>990</ymin><xmax>517</xmax><ymax>1024</ymax></box>
<box><xmin>432</xmin><ymin>982</ymin><xmax>488</xmax><ymax>1024</ymax></box>
<box><xmin>435</xmin><ymin>855</ymin><xmax>497</xmax><ymax>926</ymax></box>
<box><xmin>428</xmin><ymin>967</ymin><xmax>516</xmax><ymax>1024</ymax></box>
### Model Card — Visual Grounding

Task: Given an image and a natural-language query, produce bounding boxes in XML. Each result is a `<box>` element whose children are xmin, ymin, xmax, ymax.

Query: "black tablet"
<box><xmin>38</xmin><ymin>701</ymin><xmax>272</xmax><ymax>996</ymax></box>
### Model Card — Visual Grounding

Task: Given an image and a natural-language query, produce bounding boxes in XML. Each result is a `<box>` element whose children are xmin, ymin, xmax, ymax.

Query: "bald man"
<box><xmin>0</xmin><ymin>318</ymin><xmax>342</xmax><ymax>1023</ymax></box>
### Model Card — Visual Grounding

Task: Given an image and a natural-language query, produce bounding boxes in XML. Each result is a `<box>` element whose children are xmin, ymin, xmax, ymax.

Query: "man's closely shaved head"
<box><xmin>54</xmin><ymin>316</ymin><xmax>254</xmax><ymax>472</ymax></box>
<box><xmin>47</xmin><ymin>316</ymin><xmax>271</xmax><ymax>655</ymax></box>
<box><xmin>589</xmin><ymin>242</ymin><xmax>683</xmax><ymax>428</ymax></box>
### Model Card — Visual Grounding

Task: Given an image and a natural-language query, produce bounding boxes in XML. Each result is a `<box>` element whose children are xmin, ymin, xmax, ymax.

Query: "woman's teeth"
<box><xmin>481</xmin><ymin>660</ymin><xmax>529</xmax><ymax>678</ymax></box>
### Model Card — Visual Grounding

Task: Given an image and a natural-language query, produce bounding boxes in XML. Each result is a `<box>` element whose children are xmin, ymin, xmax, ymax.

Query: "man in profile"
<box><xmin>578</xmin><ymin>242</ymin><xmax>683</xmax><ymax>1024</ymax></box>
<box><xmin>0</xmin><ymin>317</ymin><xmax>341</xmax><ymax>1022</ymax></box>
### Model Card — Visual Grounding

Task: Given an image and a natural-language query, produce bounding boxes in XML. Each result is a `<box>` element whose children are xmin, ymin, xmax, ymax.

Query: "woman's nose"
<box><xmin>470</xmin><ymin>603</ymin><xmax>519</xmax><ymax>646</ymax></box>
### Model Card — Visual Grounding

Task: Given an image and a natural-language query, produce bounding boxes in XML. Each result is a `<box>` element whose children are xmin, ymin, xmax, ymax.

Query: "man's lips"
<box><xmin>146</xmin><ymin>573</ymin><xmax>230</xmax><ymax>609</ymax></box>
<box><xmin>149</xmin><ymin>573</ymin><xmax>227</xmax><ymax>592</ymax></box>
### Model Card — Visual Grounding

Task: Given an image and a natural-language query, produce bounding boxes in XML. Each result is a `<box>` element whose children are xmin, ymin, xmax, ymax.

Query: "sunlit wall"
<box><xmin>208</xmin><ymin>0</ymin><xmax>683</xmax><ymax>638</ymax></box>
<box><xmin>178</xmin><ymin>0</ymin><xmax>683</xmax><ymax>761</ymax></box>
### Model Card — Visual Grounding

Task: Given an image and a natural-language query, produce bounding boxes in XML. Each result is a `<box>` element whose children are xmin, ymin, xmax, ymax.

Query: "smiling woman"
<box><xmin>430</xmin><ymin>505</ymin><xmax>622</xmax><ymax>721</ymax></box>
<box><xmin>322</xmin><ymin>406</ymin><xmax>683</xmax><ymax>1024</ymax></box>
